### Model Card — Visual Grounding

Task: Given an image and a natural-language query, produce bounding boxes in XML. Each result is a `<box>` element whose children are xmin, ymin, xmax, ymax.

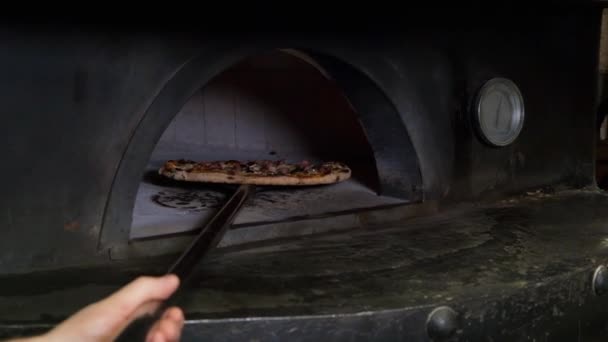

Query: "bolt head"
<box><xmin>593</xmin><ymin>265</ymin><xmax>608</xmax><ymax>296</ymax></box>
<box><xmin>426</xmin><ymin>306</ymin><xmax>459</xmax><ymax>341</ymax></box>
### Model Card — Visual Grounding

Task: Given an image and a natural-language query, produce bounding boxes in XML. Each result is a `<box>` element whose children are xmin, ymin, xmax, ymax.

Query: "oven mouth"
<box><xmin>129</xmin><ymin>49</ymin><xmax>411</xmax><ymax>241</ymax></box>
<box><xmin>97</xmin><ymin>44</ymin><xmax>424</xmax><ymax>253</ymax></box>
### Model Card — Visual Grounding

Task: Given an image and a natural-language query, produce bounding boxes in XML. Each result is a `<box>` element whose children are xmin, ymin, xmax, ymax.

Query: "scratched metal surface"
<box><xmin>3</xmin><ymin>189</ymin><xmax>608</xmax><ymax>340</ymax></box>
<box><xmin>175</xmin><ymin>188</ymin><xmax>608</xmax><ymax>316</ymax></box>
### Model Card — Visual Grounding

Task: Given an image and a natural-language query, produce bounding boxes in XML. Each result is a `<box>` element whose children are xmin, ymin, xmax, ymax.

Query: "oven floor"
<box><xmin>130</xmin><ymin>158</ymin><xmax>406</xmax><ymax>239</ymax></box>
<box><xmin>4</xmin><ymin>188</ymin><xmax>608</xmax><ymax>341</ymax></box>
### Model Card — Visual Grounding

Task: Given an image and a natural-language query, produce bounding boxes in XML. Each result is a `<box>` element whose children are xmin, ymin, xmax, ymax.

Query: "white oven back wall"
<box><xmin>149</xmin><ymin>51</ymin><xmax>375</xmax><ymax>169</ymax></box>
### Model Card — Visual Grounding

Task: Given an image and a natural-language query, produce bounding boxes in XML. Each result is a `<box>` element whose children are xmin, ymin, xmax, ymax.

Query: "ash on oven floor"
<box><xmin>130</xmin><ymin>171</ymin><xmax>407</xmax><ymax>240</ymax></box>
<box><xmin>152</xmin><ymin>189</ymin><xmax>227</xmax><ymax>211</ymax></box>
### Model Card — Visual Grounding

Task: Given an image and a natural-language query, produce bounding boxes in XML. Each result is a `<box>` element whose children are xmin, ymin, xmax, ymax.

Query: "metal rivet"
<box><xmin>426</xmin><ymin>306</ymin><xmax>459</xmax><ymax>341</ymax></box>
<box><xmin>592</xmin><ymin>265</ymin><xmax>608</xmax><ymax>296</ymax></box>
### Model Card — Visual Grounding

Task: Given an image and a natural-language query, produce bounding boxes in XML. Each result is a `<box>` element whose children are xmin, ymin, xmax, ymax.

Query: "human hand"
<box><xmin>12</xmin><ymin>274</ymin><xmax>184</xmax><ymax>342</ymax></box>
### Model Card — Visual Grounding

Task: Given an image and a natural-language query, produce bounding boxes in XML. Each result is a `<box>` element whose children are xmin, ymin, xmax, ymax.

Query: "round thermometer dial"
<box><xmin>473</xmin><ymin>77</ymin><xmax>525</xmax><ymax>147</ymax></box>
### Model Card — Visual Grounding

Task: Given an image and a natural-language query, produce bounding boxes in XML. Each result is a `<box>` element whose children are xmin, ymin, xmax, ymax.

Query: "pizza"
<box><xmin>158</xmin><ymin>159</ymin><xmax>351</xmax><ymax>186</ymax></box>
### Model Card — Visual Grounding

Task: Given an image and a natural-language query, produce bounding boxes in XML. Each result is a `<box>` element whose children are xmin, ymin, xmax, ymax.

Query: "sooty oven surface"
<box><xmin>1</xmin><ymin>6</ymin><xmax>608</xmax><ymax>341</ymax></box>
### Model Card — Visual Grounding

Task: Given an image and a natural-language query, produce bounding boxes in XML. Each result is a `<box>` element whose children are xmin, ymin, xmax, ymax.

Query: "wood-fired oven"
<box><xmin>2</xmin><ymin>5</ymin><xmax>608</xmax><ymax>341</ymax></box>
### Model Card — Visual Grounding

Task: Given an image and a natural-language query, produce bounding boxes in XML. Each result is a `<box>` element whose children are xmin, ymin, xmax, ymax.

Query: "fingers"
<box><xmin>146</xmin><ymin>307</ymin><xmax>185</xmax><ymax>342</ymax></box>
<box><xmin>38</xmin><ymin>274</ymin><xmax>184</xmax><ymax>342</ymax></box>
<box><xmin>163</xmin><ymin>307</ymin><xmax>184</xmax><ymax>322</ymax></box>
<box><xmin>101</xmin><ymin>274</ymin><xmax>180</xmax><ymax>316</ymax></box>
<box><xmin>130</xmin><ymin>300</ymin><xmax>163</xmax><ymax>320</ymax></box>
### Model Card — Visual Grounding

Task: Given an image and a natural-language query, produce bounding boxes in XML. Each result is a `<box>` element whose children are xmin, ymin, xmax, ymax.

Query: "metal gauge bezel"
<box><xmin>473</xmin><ymin>77</ymin><xmax>525</xmax><ymax>147</ymax></box>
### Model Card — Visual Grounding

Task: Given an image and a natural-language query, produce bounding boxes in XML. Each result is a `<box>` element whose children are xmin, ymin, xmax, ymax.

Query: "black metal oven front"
<box><xmin>1</xmin><ymin>6</ymin><xmax>608</xmax><ymax>341</ymax></box>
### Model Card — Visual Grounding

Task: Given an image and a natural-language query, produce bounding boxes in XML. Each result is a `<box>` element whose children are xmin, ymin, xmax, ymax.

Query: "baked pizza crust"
<box><xmin>158</xmin><ymin>160</ymin><xmax>351</xmax><ymax>186</ymax></box>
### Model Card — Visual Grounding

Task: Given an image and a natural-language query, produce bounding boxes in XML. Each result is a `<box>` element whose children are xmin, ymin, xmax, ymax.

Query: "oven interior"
<box><xmin>130</xmin><ymin>49</ymin><xmax>409</xmax><ymax>241</ymax></box>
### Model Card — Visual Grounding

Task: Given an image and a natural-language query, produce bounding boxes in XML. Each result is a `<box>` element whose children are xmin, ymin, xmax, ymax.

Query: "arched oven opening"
<box><xmin>128</xmin><ymin>49</ymin><xmax>414</xmax><ymax>241</ymax></box>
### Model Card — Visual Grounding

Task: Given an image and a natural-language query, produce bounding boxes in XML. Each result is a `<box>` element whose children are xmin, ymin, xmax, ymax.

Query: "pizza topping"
<box><xmin>319</xmin><ymin>165</ymin><xmax>332</xmax><ymax>175</ymax></box>
<box><xmin>159</xmin><ymin>159</ymin><xmax>351</xmax><ymax>185</ymax></box>
<box><xmin>246</xmin><ymin>162</ymin><xmax>262</xmax><ymax>174</ymax></box>
<box><xmin>199</xmin><ymin>161</ymin><xmax>221</xmax><ymax>171</ymax></box>
<box><xmin>171</xmin><ymin>159</ymin><xmax>195</xmax><ymax>171</ymax></box>
<box><xmin>276</xmin><ymin>163</ymin><xmax>293</xmax><ymax>175</ymax></box>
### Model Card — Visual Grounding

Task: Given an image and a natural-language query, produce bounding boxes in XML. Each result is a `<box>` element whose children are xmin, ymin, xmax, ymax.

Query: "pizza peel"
<box><xmin>116</xmin><ymin>160</ymin><xmax>350</xmax><ymax>340</ymax></box>
<box><xmin>116</xmin><ymin>183</ymin><xmax>255</xmax><ymax>341</ymax></box>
